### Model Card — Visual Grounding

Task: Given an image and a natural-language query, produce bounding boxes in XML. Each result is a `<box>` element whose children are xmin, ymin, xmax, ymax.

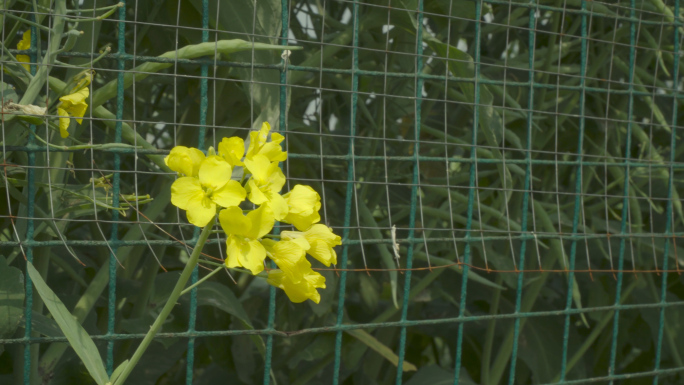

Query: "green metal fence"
<box><xmin>2</xmin><ymin>0</ymin><xmax>684</xmax><ymax>383</ymax></box>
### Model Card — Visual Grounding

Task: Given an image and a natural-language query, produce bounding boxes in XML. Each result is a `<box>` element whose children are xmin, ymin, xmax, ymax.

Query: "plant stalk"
<box><xmin>112</xmin><ymin>220</ymin><xmax>215</xmax><ymax>385</ymax></box>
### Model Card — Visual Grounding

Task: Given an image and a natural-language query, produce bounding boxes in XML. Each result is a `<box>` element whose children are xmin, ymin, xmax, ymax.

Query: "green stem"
<box><xmin>180</xmin><ymin>266</ymin><xmax>224</xmax><ymax>296</ymax></box>
<box><xmin>113</xmin><ymin>220</ymin><xmax>215</xmax><ymax>385</ymax></box>
<box><xmin>67</xmin><ymin>1</ymin><xmax>124</xmax><ymax>13</ymax></box>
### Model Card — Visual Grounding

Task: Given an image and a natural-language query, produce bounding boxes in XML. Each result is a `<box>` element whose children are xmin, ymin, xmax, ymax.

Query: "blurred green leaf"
<box><xmin>346</xmin><ymin>329</ymin><xmax>417</xmax><ymax>372</ymax></box>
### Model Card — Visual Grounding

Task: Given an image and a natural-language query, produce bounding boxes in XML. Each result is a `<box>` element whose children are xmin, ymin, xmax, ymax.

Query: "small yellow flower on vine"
<box><xmin>171</xmin><ymin>156</ymin><xmax>246</xmax><ymax>227</ymax></box>
<box><xmin>218</xmin><ymin>136</ymin><xmax>245</xmax><ymax>167</ymax></box>
<box><xmin>219</xmin><ymin>205</ymin><xmax>275</xmax><ymax>275</ymax></box>
<box><xmin>17</xmin><ymin>30</ymin><xmax>31</xmax><ymax>71</ymax></box>
<box><xmin>245</xmin><ymin>122</ymin><xmax>287</xmax><ymax>162</ymax></box>
<box><xmin>267</xmin><ymin>263</ymin><xmax>326</xmax><ymax>304</ymax></box>
<box><xmin>244</xmin><ymin>154</ymin><xmax>288</xmax><ymax>220</ymax></box>
<box><xmin>282</xmin><ymin>224</ymin><xmax>341</xmax><ymax>266</ymax></box>
<box><xmin>262</xmin><ymin>237</ymin><xmax>312</xmax><ymax>283</ymax></box>
<box><xmin>57</xmin><ymin>87</ymin><xmax>89</xmax><ymax>138</ymax></box>
<box><xmin>282</xmin><ymin>184</ymin><xmax>321</xmax><ymax>231</ymax></box>
<box><xmin>165</xmin><ymin>146</ymin><xmax>205</xmax><ymax>177</ymax></box>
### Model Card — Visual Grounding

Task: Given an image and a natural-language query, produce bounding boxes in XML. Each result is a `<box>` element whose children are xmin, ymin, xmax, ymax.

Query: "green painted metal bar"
<box><xmin>6</xmin><ymin>146</ymin><xmax>684</xmax><ymax>170</ymax></box>
<box><xmin>395</xmin><ymin>1</ymin><xmax>425</xmax><ymax>383</ymax></box>
<box><xmin>652</xmin><ymin>1</ymin><xmax>680</xmax><ymax>383</ymax></box>
<box><xmin>608</xmin><ymin>0</ymin><xmax>638</xmax><ymax>381</ymax></box>
<box><xmin>559</xmin><ymin>0</ymin><xmax>589</xmax><ymax>380</ymax></box>
<box><xmin>184</xmin><ymin>1</ymin><xmax>210</xmax><ymax>383</ymax></box>
<box><xmin>22</xmin><ymin>10</ymin><xmax>39</xmax><ymax>385</ymax></box>
<box><xmin>332</xmin><ymin>1</ymin><xmax>360</xmax><ymax>383</ymax></box>
<box><xmin>453</xmin><ymin>0</ymin><xmax>483</xmax><ymax>382</ymax></box>
<box><xmin>4</xmin><ymin>298</ymin><xmax>684</xmax><ymax>345</ymax></box>
<box><xmin>507</xmin><ymin>0</ymin><xmax>538</xmax><ymax>381</ymax></box>
<box><xmin>105</xmin><ymin>0</ymin><xmax>127</xmax><ymax>375</ymax></box>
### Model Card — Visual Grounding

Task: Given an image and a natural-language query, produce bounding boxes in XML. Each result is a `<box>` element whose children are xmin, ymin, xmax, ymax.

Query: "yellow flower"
<box><xmin>218</xmin><ymin>136</ymin><xmax>245</xmax><ymax>167</ymax></box>
<box><xmin>267</xmin><ymin>263</ymin><xmax>326</xmax><ymax>304</ymax></box>
<box><xmin>244</xmin><ymin>154</ymin><xmax>288</xmax><ymax>220</ymax></box>
<box><xmin>17</xmin><ymin>30</ymin><xmax>31</xmax><ymax>71</ymax></box>
<box><xmin>165</xmin><ymin>146</ymin><xmax>205</xmax><ymax>177</ymax></box>
<box><xmin>282</xmin><ymin>224</ymin><xmax>341</xmax><ymax>266</ymax></box>
<box><xmin>245</xmin><ymin>122</ymin><xmax>287</xmax><ymax>162</ymax></box>
<box><xmin>57</xmin><ymin>87</ymin><xmax>89</xmax><ymax>138</ymax></box>
<box><xmin>220</xmin><ymin>205</ymin><xmax>275</xmax><ymax>274</ymax></box>
<box><xmin>262</xmin><ymin>237</ymin><xmax>311</xmax><ymax>283</ymax></box>
<box><xmin>282</xmin><ymin>184</ymin><xmax>321</xmax><ymax>231</ymax></box>
<box><xmin>171</xmin><ymin>156</ymin><xmax>246</xmax><ymax>227</ymax></box>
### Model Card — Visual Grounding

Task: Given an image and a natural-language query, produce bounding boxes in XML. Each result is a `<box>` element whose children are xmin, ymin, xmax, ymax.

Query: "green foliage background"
<box><xmin>1</xmin><ymin>0</ymin><xmax>684</xmax><ymax>384</ymax></box>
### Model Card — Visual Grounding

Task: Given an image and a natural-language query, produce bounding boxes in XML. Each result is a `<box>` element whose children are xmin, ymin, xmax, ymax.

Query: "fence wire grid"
<box><xmin>2</xmin><ymin>0</ymin><xmax>684</xmax><ymax>384</ymax></box>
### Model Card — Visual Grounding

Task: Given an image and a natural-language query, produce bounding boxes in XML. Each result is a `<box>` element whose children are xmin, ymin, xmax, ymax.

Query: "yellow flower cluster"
<box><xmin>165</xmin><ymin>123</ymin><xmax>341</xmax><ymax>303</ymax></box>
<box><xmin>57</xmin><ymin>74</ymin><xmax>91</xmax><ymax>138</ymax></box>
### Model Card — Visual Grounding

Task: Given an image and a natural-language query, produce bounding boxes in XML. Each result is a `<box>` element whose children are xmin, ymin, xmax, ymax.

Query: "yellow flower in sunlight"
<box><xmin>267</xmin><ymin>262</ymin><xmax>326</xmax><ymax>304</ymax></box>
<box><xmin>282</xmin><ymin>184</ymin><xmax>321</xmax><ymax>231</ymax></box>
<box><xmin>245</xmin><ymin>122</ymin><xmax>287</xmax><ymax>162</ymax></box>
<box><xmin>244</xmin><ymin>154</ymin><xmax>288</xmax><ymax>220</ymax></box>
<box><xmin>165</xmin><ymin>146</ymin><xmax>205</xmax><ymax>177</ymax></box>
<box><xmin>17</xmin><ymin>30</ymin><xmax>31</xmax><ymax>71</ymax></box>
<box><xmin>171</xmin><ymin>156</ymin><xmax>246</xmax><ymax>227</ymax></box>
<box><xmin>282</xmin><ymin>224</ymin><xmax>341</xmax><ymax>266</ymax></box>
<box><xmin>262</xmin><ymin>237</ymin><xmax>311</xmax><ymax>283</ymax></box>
<box><xmin>218</xmin><ymin>136</ymin><xmax>245</xmax><ymax>167</ymax></box>
<box><xmin>219</xmin><ymin>205</ymin><xmax>275</xmax><ymax>275</ymax></box>
<box><xmin>57</xmin><ymin>87</ymin><xmax>89</xmax><ymax>138</ymax></box>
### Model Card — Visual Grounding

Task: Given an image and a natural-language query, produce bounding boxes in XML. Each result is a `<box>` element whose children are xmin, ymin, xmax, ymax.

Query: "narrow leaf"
<box><xmin>346</xmin><ymin>329</ymin><xmax>417</xmax><ymax>372</ymax></box>
<box><xmin>26</xmin><ymin>262</ymin><xmax>109</xmax><ymax>385</ymax></box>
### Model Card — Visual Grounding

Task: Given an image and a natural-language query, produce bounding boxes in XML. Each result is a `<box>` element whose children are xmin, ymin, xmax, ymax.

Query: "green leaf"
<box><xmin>0</xmin><ymin>255</ymin><xmax>24</xmax><ymax>355</ymax></box>
<box><xmin>20</xmin><ymin>310</ymin><xmax>64</xmax><ymax>337</ymax></box>
<box><xmin>345</xmin><ymin>329</ymin><xmax>417</xmax><ymax>372</ymax></box>
<box><xmin>1</xmin><ymin>81</ymin><xmax>19</xmax><ymax>103</ymax></box>
<box><xmin>26</xmin><ymin>262</ymin><xmax>109</xmax><ymax>385</ymax></box>
<box><xmin>109</xmin><ymin>359</ymin><xmax>129</xmax><ymax>385</ymax></box>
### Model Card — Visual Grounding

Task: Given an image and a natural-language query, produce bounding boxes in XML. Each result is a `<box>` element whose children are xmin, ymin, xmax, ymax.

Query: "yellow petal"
<box><xmin>245</xmin><ymin>204</ymin><xmax>275</xmax><ymax>239</ymax></box>
<box><xmin>224</xmin><ymin>236</ymin><xmax>242</xmax><ymax>269</ymax></box>
<box><xmin>258</xmin><ymin>132</ymin><xmax>287</xmax><ymax>162</ymax></box>
<box><xmin>308</xmin><ymin>240</ymin><xmax>337</xmax><ymax>266</ymax></box>
<box><xmin>244</xmin><ymin>154</ymin><xmax>271</xmax><ymax>184</ymax></box>
<box><xmin>58</xmin><ymin>108</ymin><xmax>70</xmax><ymax>138</ymax></box>
<box><xmin>267</xmin><ymin>266</ymin><xmax>325</xmax><ymax>304</ymax></box>
<box><xmin>226</xmin><ymin>235</ymin><xmax>266</xmax><ymax>275</ymax></box>
<box><xmin>17</xmin><ymin>30</ymin><xmax>31</xmax><ymax>50</ymax></box>
<box><xmin>270</xmin><ymin>240</ymin><xmax>310</xmax><ymax>283</ymax></box>
<box><xmin>185</xmin><ymin>195</ymin><xmax>216</xmax><ymax>227</ymax></box>
<box><xmin>219</xmin><ymin>206</ymin><xmax>251</xmax><ymax>237</ymax></box>
<box><xmin>284</xmin><ymin>185</ymin><xmax>321</xmax><ymax>215</ymax></box>
<box><xmin>198</xmin><ymin>156</ymin><xmax>232</xmax><ymax>191</ymax></box>
<box><xmin>266</xmin><ymin>192</ymin><xmax>289</xmax><ymax>221</ymax></box>
<box><xmin>304</xmin><ymin>224</ymin><xmax>341</xmax><ymax>245</ymax></box>
<box><xmin>17</xmin><ymin>55</ymin><xmax>30</xmax><ymax>71</ymax></box>
<box><xmin>282</xmin><ymin>185</ymin><xmax>321</xmax><ymax>229</ymax></box>
<box><xmin>165</xmin><ymin>146</ymin><xmax>205</xmax><ymax>177</ymax></box>
<box><xmin>211</xmin><ymin>180</ymin><xmax>246</xmax><ymax>208</ymax></box>
<box><xmin>280</xmin><ymin>231</ymin><xmax>311</xmax><ymax>250</ymax></box>
<box><xmin>302</xmin><ymin>225</ymin><xmax>341</xmax><ymax>266</ymax></box>
<box><xmin>246</xmin><ymin>179</ymin><xmax>268</xmax><ymax>205</ymax></box>
<box><xmin>265</xmin><ymin>161</ymin><xmax>286</xmax><ymax>194</ymax></box>
<box><xmin>60</xmin><ymin>87</ymin><xmax>89</xmax><ymax>106</ymax></box>
<box><xmin>218</xmin><ymin>136</ymin><xmax>245</xmax><ymax>166</ymax></box>
<box><xmin>170</xmin><ymin>177</ymin><xmax>204</xmax><ymax>210</ymax></box>
<box><xmin>246</xmin><ymin>122</ymin><xmax>272</xmax><ymax>158</ymax></box>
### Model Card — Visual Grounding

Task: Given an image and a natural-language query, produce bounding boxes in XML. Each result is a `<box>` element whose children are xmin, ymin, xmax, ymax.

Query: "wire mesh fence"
<box><xmin>1</xmin><ymin>0</ymin><xmax>684</xmax><ymax>383</ymax></box>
